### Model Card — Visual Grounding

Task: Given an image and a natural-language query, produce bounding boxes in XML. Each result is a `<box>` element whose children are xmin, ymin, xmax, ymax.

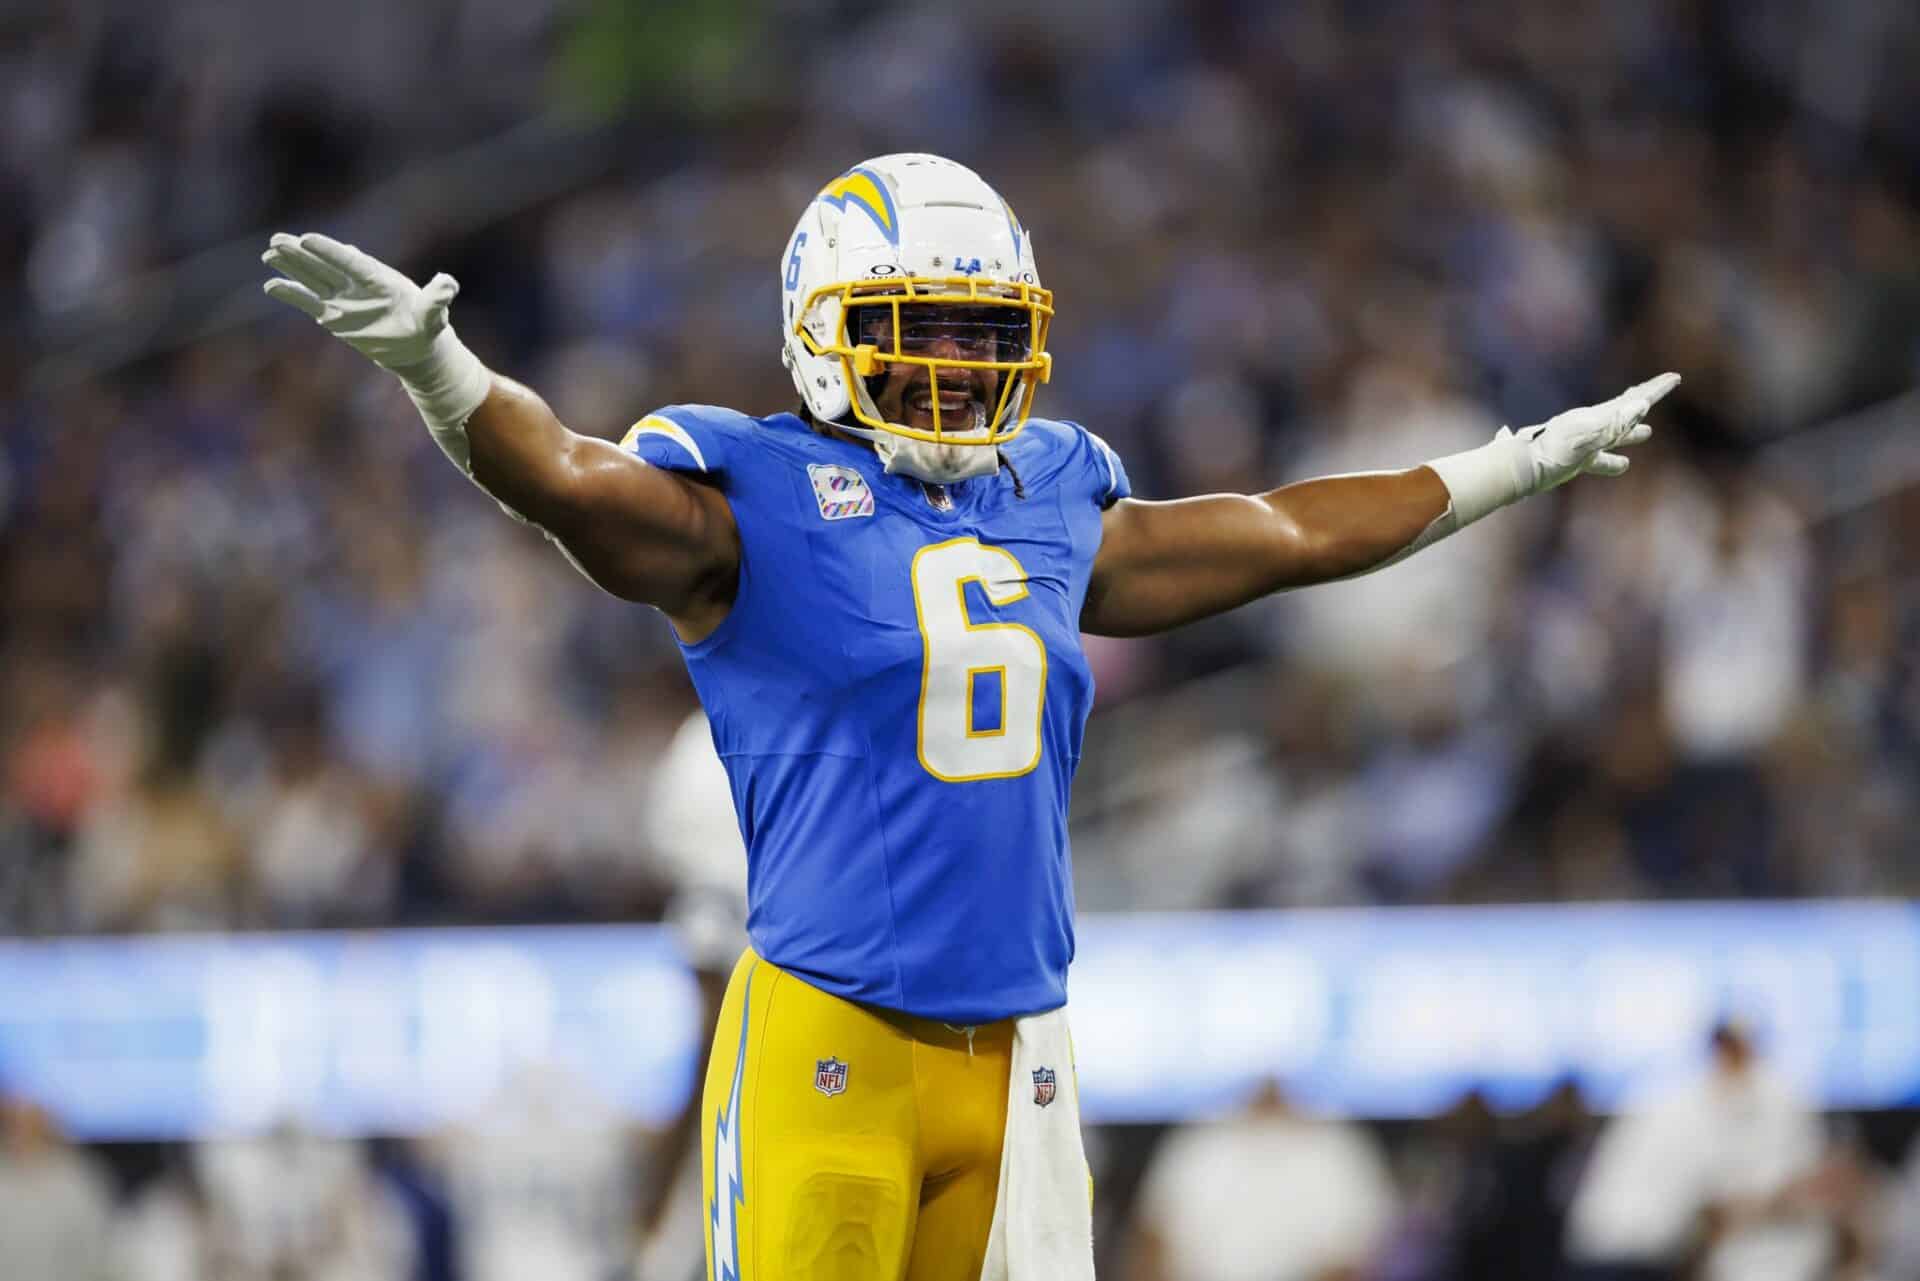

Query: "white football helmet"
<box><xmin>779</xmin><ymin>154</ymin><xmax>1053</xmax><ymax>482</ymax></box>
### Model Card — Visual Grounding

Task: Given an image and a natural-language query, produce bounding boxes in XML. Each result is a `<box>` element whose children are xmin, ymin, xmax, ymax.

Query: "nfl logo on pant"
<box><xmin>1031</xmin><ymin>1066</ymin><xmax>1056</xmax><ymax>1108</ymax></box>
<box><xmin>815</xmin><ymin>1056</ymin><xmax>849</xmax><ymax>1097</ymax></box>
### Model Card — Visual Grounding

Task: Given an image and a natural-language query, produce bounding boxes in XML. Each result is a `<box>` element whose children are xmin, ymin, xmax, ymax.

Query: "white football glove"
<box><xmin>262</xmin><ymin>232</ymin><xmax>492</xmax><ymax>470</ymax></box>
<box><xmin>1428</xmin><ymin>372</ymin><xmax>1681</xmax><ymax>527</ymax></box>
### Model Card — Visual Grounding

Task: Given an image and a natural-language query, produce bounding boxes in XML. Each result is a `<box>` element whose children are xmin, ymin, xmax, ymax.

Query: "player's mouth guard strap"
<box><xmin>394</xmin><ymin>327</ymin><xmax>494</xmax><ymax>476</ymax></box>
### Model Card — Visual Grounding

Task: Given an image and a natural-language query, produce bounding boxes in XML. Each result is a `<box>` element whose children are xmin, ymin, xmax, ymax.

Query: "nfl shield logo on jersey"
<box><xmin>1032</xmin><ymin>1066</ymin><xmax>1057</xmax><ymax>1108</ymax></box>
<box><xmin>808</xmin><ymin>463</ymin><xmax>875</xmax><ymax>521</ymax></box>
<box><xmin>815</xmin><ymin>1056</ymin><xmax>849</xmax><ymax>1097</ymax></box>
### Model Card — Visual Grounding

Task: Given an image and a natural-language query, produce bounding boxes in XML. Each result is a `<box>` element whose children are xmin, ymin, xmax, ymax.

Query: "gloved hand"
<box><xmin>262</xmin><ymin>232</ymin><xmax>492</xmax><ymax>468</ymax></box>
<box><xmin>262</xmin><ymin>232</ymin><xmax>460</xmax><ymax>372</ymax></box>
<box><xmin>1428</xmin><ymin>373</ymin><xmax>1681</xmax><ymax>526</ymax></box>
<box><xmin>1510</xmin><ymin>371</ymin><xmax>1679</xmax><ymax>489</ymax></box>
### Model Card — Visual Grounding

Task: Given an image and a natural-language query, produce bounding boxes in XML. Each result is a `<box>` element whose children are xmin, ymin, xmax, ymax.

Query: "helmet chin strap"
<box><xmin>877</xmin><ymin>434</ymin><xmax>1002</xmax><ymax>483</ymax></box>
<box><xmin>834</xmin><ymin>411</ymin><xmax>1002</xmax><ymax>485</ymax></box>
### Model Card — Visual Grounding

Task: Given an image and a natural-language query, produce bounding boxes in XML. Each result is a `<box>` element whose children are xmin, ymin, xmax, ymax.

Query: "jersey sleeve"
<box><xmin>1007</xmin><ymin>417</ymin><xmax>1134</xmax><ymax>510</ymax></box>
<box><xmin>1067</xmin><ymin>421</ymin><xmax>1132</xmax><ymax>510</ymax></box>
<box><xmin>618</xmin><ymin>404</ymin><xmax>747</xmax><ymax>485</ymax></box>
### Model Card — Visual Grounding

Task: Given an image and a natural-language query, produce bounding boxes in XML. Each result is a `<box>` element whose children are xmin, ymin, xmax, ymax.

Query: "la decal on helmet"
<box><xmin>779</xmin><ymin>154</ymin><xmax>1053</xmax><ymax>484</ymax></box>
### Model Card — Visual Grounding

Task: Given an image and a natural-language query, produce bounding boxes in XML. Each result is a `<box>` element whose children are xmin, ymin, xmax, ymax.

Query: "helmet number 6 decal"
<box><xmin>785</xmin><ymin>232</ymin><xmax>808</xmax><ymax>293</ymax></box>
<box><xmin>911</xmin><ymin>538</ymin><xmax>1046</xmax><ymax>782</ymax></box>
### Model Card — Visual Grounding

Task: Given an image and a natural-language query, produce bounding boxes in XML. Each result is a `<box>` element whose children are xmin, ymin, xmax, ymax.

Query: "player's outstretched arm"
<box><xmin>262</xmin><ymin>233</ymin><xmax>738</xmax><ymax>636</ymax></box>
<box><xmin>1082</xmin><ymin>374</ymin><xmax>1679</xmax><ymax>637</ymax></box>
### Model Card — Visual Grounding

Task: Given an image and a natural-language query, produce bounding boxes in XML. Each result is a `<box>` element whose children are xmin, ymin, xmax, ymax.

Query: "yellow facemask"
<box><xmin>793</xmin><ymin>274</ymin><xmax>1054</xmax><ymax>447</ymax></box>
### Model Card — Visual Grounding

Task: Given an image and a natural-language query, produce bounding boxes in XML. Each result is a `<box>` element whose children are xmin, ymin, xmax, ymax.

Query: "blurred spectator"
<box><xmin>1566</xmin><ymin>1021</ymin><xmax>1839</xmax><ymax>1281</ymax></box>
<box><xmin>1877</xmin><ymin>1129</ymin><xmax>1920</xmax><ymax>1281</ymax></box>
<box><xmin>1127</xmin><ymin>1080</ymin><xmax>1398</xmax><ymax>1281</ymax></box>
<box><xmin>1281</xmin><ymin>358</ymin><xmax>1514</xmax><ymax>686</ymax></box>
<box><xmin>67</xmin><ymin>758</ymin><xmax>243</xmax><ymax>934</ymax></box>
<box><xmin>431</xmin><ymin>1064</ymin><xmax>644</xmax><ymax>1281</ymax></box>
<box><xmin>1658</xmin><ymin>473</ymin><xmax>1810</xmax><ymax>764</ymax></box>
<box><xmin>193</xmin><ymin>1125</ymin><xmax>415</xmax><ymax>1281</ymax></box>
<box><xmin>645</xmin><ymin>706</ymin><xmax>749</xmax><ymax>974</ymax></box>
<box><xmin>115</xmin><ymin>1147</ymin><xmax>214</xmax><ymax>1281</ymax></box>
<box><xmin>62</xmin><ymin>638</ymin><xmax>244</xmax><ymax>933</ymax></box>
<box><xmin>635</xmin><ymin>707</ymin><xmax>749</xmax><ymax>1278</ymax></box>
<box><xmin>247</xmin><ymin>686</ymin><xmax>396</xmax><ymax>927</ymax></box>
<box><xmin>0</xmin><ymin>1094</ymin><xmax>116</xmax><ymax>1281</ymax></box>
<box><xmin>1386</xmin><ymin>1086</ymin><xmax>1593</xmax><ymax>1281</ymax></box>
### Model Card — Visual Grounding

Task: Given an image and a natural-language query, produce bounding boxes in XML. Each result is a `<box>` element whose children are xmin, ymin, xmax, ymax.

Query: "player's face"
<box><xmin>852</xmin><ymin>304</ymin><xmax>1027</xmax><ymax>436</ymax></box>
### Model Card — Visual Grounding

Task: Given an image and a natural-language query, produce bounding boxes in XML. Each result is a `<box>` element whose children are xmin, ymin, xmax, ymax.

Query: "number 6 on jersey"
<box><xmin>911</xmin><ymin>538</ymin><xmax>1047</xmax><ymax>782</ymax></box>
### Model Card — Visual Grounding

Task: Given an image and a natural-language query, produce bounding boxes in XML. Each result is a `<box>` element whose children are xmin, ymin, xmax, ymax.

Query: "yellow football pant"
<box><xmin>701</xmin><ymin>948</ymin><xmax>1012</xmax><ymax>1281</ymax></box>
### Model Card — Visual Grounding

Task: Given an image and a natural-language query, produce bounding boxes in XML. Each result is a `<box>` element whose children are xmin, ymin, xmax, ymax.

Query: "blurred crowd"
<box><xmin>7</xmin><ymin>0</ymin><xmax>1920</xmax><ymax>938</ymax></box>
<box><xmin>14</xmin><ymin>1023</ymin><xmax>1920</xmax><ymax>1281</ymax></box>
<box><xmin>4</xmin><ymin>0</ymin><xmax>1920</xmax><ymax>1277</ymax></box>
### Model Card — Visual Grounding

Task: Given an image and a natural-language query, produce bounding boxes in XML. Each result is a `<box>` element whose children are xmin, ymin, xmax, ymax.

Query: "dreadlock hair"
<box><xmin>997</xmin><ymin>449</ymin><xmax>1027</xmax><ymax>500</ymax></box>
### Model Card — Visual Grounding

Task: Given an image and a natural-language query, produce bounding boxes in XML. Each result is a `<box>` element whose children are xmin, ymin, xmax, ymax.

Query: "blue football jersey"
<box><xmin>622</xmin><ymin>407</ymin><xmax>1129</xmax><ymax>1024</ymax></box>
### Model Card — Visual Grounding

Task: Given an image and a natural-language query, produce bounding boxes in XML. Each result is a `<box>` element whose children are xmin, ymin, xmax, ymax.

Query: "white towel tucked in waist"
<box><xmin>979</xmin><ymin>1006</ymin><xmax>1095</xmax><ymax>1281</ymax></box>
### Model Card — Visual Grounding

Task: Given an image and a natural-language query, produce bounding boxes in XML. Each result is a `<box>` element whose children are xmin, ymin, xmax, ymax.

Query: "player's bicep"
<box><xmin>547</xmin><ymin>434</ymin><xmax>740</xmax><ymax>622</ymax></box>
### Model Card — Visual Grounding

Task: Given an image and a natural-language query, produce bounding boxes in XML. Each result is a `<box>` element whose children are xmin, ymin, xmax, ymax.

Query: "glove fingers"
<box><xmin>262</xmin><ymin>240</ymin><xmax>350</xmax><ymax>294</ymax></box>
<box><xmin>1584</xmin><ymin>451</ymin><xmax>1630</xmax><ymax>478</ymax></box>
<box><xmin>262</xmin><ymin>277</ymin><xmax>327</xmax><ymax>320</ymax></box>
<box><xmin>1618</xmin><ymin>422</ymin><xmax>1653</xmax><ymax>447</ymax></box>
<box><xmin>267</xmin><ymin>234</ymin><xmax>351</xmax><ymax>288</ymax></box>
<box><xmin>298</xmin><ymin>232</ymin><xmax>382</xmax><ymax>286</ymax></box>
<box><xmin>1623</xmin><ymin>371</ymin><xmax>1682</xmax><ymax>420</ymax></box>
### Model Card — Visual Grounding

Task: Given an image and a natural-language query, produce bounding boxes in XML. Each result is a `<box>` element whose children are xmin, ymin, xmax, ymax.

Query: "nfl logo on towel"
<box><xmin>815</xmin><ymin>1057</ymin><xmax>849</xmax><ymax>1097</ymax></box>
<box><xmin>1031</xmin><ymin>1066</ymin><xmax>1056</xmax><ymax>1108</ymax></box>
<box><xmin>808</xmin><ymin>464</ymin><xmax>874</xmax><ymax>521</ymax></box>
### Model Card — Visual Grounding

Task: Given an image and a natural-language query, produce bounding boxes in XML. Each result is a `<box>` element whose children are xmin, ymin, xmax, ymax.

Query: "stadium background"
<box><xmin>4</xmin><ymin>0</ymin><xmax>1920</xmax><ymax>1277</ymax></box>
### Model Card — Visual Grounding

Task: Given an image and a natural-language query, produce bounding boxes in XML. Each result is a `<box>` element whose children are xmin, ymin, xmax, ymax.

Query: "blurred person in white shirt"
<box><xmin>1281</xmin><ymin>356</ymin><xmax>1520</xmax><ymax>685</ymax></box>
<box><xmin>644</xmin><ymin>707</ymin><xmax>749</xmax><ymax>974</ymax></box>
<box><xmin>194</xmin><ymin>1124</ymin><xmax>415</xmax><ymax>1281</ymax></box>
<box><xmin>431</xmin><ymin>1062</ymin><xmax>642</xmax><ymax>1281</ymax></box>
<box><xmin>1279</xmin><ymin>359</ymin><xmax>1526</xmax><ymax>900</ymax></box>
<box><xmin>115</xmin><ymin>1146</ymin><xmax>213</xmax><ymax>1281</ymax></box>
<box><xmin>1127</xmin><ymin>1079</ymin><xmax>1398</xmax><ymax>1281</ymax></box>
<box><xmin>1566</xmin><ymin>1021</ymin><xmax>1836</xmax><ymax>1281</ymax></box>
<box><xmin>1658</xmin><ymin>472</ymin><xmax>1808</xmax><ymax>764</ymax></box>
<box><xmin>248</xmin><ymin>689</ymin><xmax>394</xmax><ymax>927</ymax></box>
<box><xmin>636</xmin><ymin>706</ymin><xmax>750</xmax><ymax>1280</ymax></box>
<box><xmin>0</xmin><ymin>1093</ymin><xmax>116</xmax><ymax>1281</ymax></box>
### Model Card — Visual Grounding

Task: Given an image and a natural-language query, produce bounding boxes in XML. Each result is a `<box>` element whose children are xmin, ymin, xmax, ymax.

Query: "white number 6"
<box><xmin>911</xmin><ymin>538</ymin><xmax>1047</xmax><ymax>782</ymax></box>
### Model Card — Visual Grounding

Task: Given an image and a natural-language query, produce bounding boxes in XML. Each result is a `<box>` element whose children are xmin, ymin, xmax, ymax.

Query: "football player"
<box><xmin>263</xmin><ymin>153</ymin><xmax>1676</xmax><ymax>1281</ymax></box>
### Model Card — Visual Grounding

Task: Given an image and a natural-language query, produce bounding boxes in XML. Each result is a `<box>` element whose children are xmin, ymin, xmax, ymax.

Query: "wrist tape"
<box><xmin>394</xmin><ymin>327</ymin><xmax>492</xmax><ymax>473</ymax></box>
<box><xmin>1424</xmin><ymin>427</ymin><xmax>1534</xmax><ymax>529</ymax></box>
